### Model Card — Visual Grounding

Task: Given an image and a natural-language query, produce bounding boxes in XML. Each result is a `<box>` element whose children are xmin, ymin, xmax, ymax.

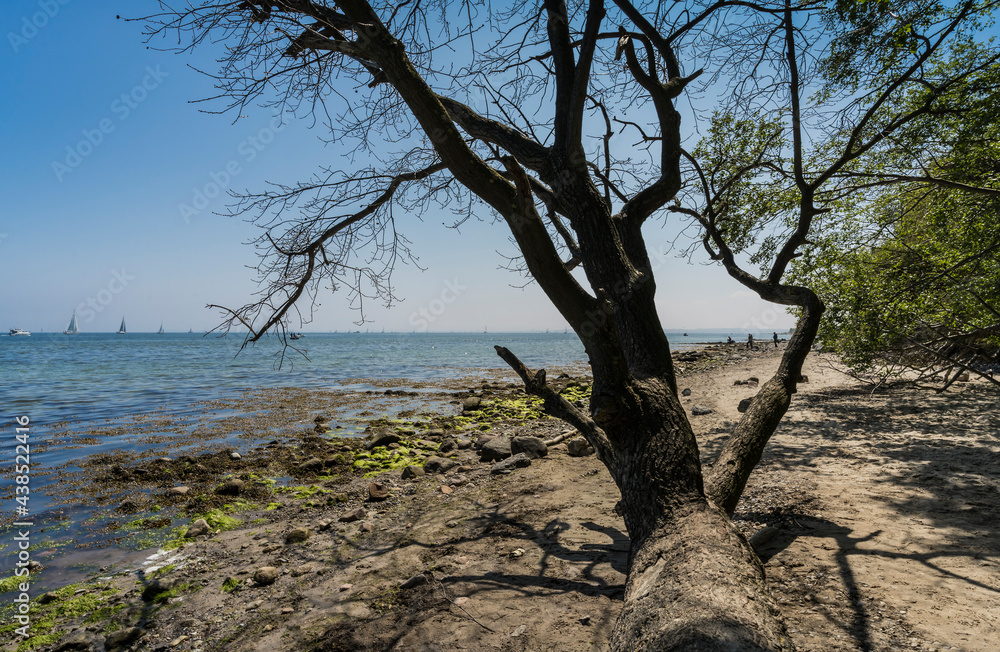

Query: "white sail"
<box><xmin>64</xmin><ymin>311</ymin><xmax>79</xmax><ymax>334</ymax></box>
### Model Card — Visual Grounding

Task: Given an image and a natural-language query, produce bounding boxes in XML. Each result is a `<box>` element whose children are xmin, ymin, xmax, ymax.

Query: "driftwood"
<box><xmin>544</xmin><ymin>429</ymin><xmax>577</xmax><ymax>447</ymax></box>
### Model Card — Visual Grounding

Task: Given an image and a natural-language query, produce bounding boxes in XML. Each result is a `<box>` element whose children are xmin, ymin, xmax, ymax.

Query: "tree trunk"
<box><xmin>705</xmin><ymin>296</ymin><xmax>824</xmax><ymax>515</ymax></box>
<box><xmin>611</xmin><ymin>499</ymin><xmax>793</xmax><ymax>652</ymax></box>
<box><xmin>603</xmin><ymin>381</ymin><xmax>793</xmax><ymax>651</ymax></box>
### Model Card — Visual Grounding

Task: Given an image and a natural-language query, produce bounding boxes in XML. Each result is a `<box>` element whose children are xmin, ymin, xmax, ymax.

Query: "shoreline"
<box><xmin>4</xmin><ymin>345</ymin><xmax>998</xmax><ymax>652</ymax></box>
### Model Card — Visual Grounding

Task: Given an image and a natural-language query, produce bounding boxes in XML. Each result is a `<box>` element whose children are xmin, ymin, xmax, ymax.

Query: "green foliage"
<box><xmin>789</xmin><ymin>41</ymin><xmax>1000</xmax><ymax>383</ymax></box>
<box><xmin>692</xmin><ymin>112</ymin><xmax>795</xmax><ymax>268</ymax></box>
<box><xmin>793</xmin><ymin>159</ymin><xmax>1000</xmax><ymax>381</ymax></box>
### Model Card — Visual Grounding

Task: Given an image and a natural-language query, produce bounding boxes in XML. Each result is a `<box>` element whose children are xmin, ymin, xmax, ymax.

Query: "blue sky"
<box><xmin>1</xmin><ymin>1</ymin><xmax>794</xmax><ymax>334</ymax></box>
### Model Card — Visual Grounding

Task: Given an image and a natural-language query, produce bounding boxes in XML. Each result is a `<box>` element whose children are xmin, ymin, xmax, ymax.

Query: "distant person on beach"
<box><xmin>727</xmin><ymin>336</ymin><xmax>734</xmax><ymax>344</ymax></box>
<box><xmin>747</xmin><ymin>333</ymin><xmax>754</xmax><ymax>350</ymax></box>
<box><xmin>773</xmin><ymin>332</ymin><xmax>779</xmax><ymax>348</ymax></box>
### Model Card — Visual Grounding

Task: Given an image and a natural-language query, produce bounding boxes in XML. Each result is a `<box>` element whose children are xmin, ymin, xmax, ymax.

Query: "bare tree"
<box><xmin>145</xmin><ymin>1</ymin><xmax>999</xmax><ymax>649</ymax></box>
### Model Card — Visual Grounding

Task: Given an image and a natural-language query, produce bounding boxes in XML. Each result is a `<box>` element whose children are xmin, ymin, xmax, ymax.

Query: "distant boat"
<box><xmin>9</xmin><ymin>328</ymin><xmax>30</xmax><ymax>336</ymax></box>
<box><xmin>157</xmin><ymin>322</ymin><xmax>165</xmax><ymax>334</ymax></box>
<box><xmin>289</xmin><ymin>332</ymin><xmax>304</xmax><ymax>340</ymax></box>
<box><xmin>64</xmin><ymin>311</ymin><xmax>79</xmax><ymax>335</ymax></box>
<box><xmin>188</xmin><ymin>328</ymin><xmax>193</xmax><ymax>334</ymax></box>
<box><xmin>117</xmin><ymin>318</ymin><xmax>126</xmax><ymax>335</ymax></box>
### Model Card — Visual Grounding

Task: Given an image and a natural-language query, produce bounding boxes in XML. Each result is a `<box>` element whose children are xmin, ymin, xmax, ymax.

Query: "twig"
<box><xmin>544</xmin><ymin>429</ymin><xmax>577</xmax><ymax>446</ymax></box>
<box><xmin>433</xmin><ymin>583</ymin><xmax>495</xmax><ymax>632</ymax></box>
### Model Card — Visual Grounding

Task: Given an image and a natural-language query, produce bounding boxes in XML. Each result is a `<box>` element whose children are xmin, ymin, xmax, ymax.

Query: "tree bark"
<box><xmin>611</xmin><ymin>499</ymin><xmax>793</xmax><ymax>652</ymax></box>
<box><xmin>601</xmin><ymin>381</ymin><xmax>793</xmax><ymax>651</ymax></box>
<box><xmin>705</xmin><ymin>295</ymin><xmax>824</xmax><ymax>515</ymax></box>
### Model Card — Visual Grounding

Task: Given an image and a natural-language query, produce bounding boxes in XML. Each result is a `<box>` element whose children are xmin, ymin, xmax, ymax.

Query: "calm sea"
<box><xmin>1</xmin><ymin>330</ymin><xmax>767</xmax><ymax>431</ymax></box>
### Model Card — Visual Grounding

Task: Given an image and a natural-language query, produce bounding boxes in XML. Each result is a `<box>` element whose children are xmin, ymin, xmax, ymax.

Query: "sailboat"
<box><xmin>157</xmin><ymin>322</ymin><xmax>165</xmax><ymax>334</ymax></box>
<box><xmin>64</xmin><ymin>311</ymin><xmax>79</xmax><ymax>334</ymax></box>
<box><xmin>117</xmin><ymin>317</ymin><xmax>126</xmax><ymax>335</ymax></box>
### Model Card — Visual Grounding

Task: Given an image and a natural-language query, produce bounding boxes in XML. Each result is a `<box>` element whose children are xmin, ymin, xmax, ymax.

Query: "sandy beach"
<box><xmin>4</xmin><ymin>345</ymin><xmax>998</xmax><ymax>652</ymax></box>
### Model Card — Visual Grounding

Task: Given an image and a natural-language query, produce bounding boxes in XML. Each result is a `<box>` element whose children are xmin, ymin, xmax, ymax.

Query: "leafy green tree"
<box><xmin>791</xmin><ymin>51</ymin><xmax>1000</xmax><ymax>388</ymax></box>
<box><xmin>145</xmin><ymin>1</ymin><xmax>1000</xmax><ymax>648</ymax></box>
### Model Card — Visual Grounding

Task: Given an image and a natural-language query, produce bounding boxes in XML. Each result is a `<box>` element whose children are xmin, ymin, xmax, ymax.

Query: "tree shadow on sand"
<box><xmin>722</xmin><ymin>380</ymin><xmax>999</xmax><ymax>651</ymax></box>
<box><xmin>287</xmin><ymin>500</ymin><xmax>629</xmax><ymax>651</ymax></box>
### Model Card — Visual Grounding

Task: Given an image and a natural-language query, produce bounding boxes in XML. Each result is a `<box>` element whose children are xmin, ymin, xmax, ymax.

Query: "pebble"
<box><xmin>367</xmin><ymin>432</ymin><xmax>402</xmax><ymax>449</ymax></box>
<box><xmin>424</xmin><ymin>456</ymin><xmax>460</xmax><ymax>474</ymax></box>
<box><xmin>340</xmin><ymin>507</ymin><xmax>366</xmax><ymax>522</ymax></box>
<box><xmin>401</xmin><ymin>465</ymin><xmax>425</xmax><ymax>479</ymax></box>
<box><xmin>185</xmin><ymin>518</ymin><xmax>210</xmax><ymax>538</ymax></box>
<box><xmin>479</xmin><ymin>437</ymin><xmax>512</xmax><ymax>462</ymax></box>
<box><xmin>291</xmin><ymin>564</ymin><xmax>314</xmax><ymax>577</ymax></box>
<box><xmin>105</xmin><ymin>626</ymin><xmax>142</xmax><ymax>649</ymax></box>
<box><xmin>400</xmin><ymin>573</ymin><xmax>429</xmax><ymax>590</ymax></box>
<box><xmin>252</xmin><ymin>567</ymin><xmax>279</xmax><ymax>586</ymax></box>
<box><xmin>297</xmin><ymin>457</ymin><xmax>324</xmax><ymax>473</ymax></box>
<box><xmin>368</xmin><ymin>482</ymin><xmax>390</xmax><ymax>501</ymax></box>
<box><xmin>511</xmin><ymin>436</ymin><xmax>548</xmax><ymax>459</ymax></box>
<box><xmin>216</xmin><ymin>478</ymin><xmax>245</xmax><ymax>496</ymax></box>
<box><xmin>491</xmin><ymin>453</ymin><xmax>532</xmax><ymax>474</ymax></box>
